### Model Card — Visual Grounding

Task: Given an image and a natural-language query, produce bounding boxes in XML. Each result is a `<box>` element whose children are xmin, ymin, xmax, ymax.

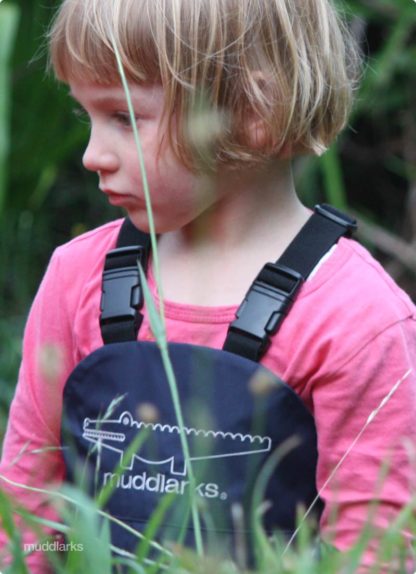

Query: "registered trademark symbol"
<box><xmin>220</xmin><ymin>492</ymin><xmax>228</xmax><ymax>500</ymax></box>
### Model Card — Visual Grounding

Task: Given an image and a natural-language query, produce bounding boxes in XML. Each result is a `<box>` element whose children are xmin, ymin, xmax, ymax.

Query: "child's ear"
<box><xmin>245</xmin><ymin>73</ymin><xmax>270</xmax><ymax>150</ymax></box>
<box><xmin>246</xmin><ymin>114</ymin><xmax>268</xmax><ymax>149</ymax></box>
<box><xmin>244</xmin><ymin>71</ymin><xmax>294</xmax><ymax>159</ymax></box>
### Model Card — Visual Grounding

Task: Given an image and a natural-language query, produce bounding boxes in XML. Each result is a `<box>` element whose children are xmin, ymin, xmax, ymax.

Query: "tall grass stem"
<box><xmin>283</xmin><ymin>368</ymin><xmax>413</xmax><ymax>554</ymax></box>
<box><xmin>110</xmin><ymin>35</ymin><xmax>204</xmax><ymax>556</ymax></box>
<box><xmin>138</xmin><ymin>264</ymin><xmax>204</xmax><ymax>555</ymax></box>
<box><xmin>110</xmin><ymin>33</ymin><xmax>165</xmax><ymax>325</ymax></box>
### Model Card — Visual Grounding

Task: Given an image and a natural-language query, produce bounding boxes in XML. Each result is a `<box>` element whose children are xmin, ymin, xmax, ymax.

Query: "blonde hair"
<box><xmin>48</xmin><ymin>0</ymin><xmax>361</xmax><ymax>168</ymax></box>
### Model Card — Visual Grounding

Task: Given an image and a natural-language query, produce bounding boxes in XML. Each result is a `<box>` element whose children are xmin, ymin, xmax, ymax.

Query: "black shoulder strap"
<box><xmin>222</xmin><ymin>204</ymin><xmax>357</xmax><ymax>361</ymax></box>
<box><xmin>100</xmin><ymin>219</ymin><xmax>151</xmax><ymax>345</ymax></box>
<box><xmin>100</xmin><ymin>205</ymin><xmax>357</xmax><ymax>353</ymax></box>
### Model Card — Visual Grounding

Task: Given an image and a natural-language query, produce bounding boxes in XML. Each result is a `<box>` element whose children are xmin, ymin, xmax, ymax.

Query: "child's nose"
<box><xmin>82</xmin><ymin>131</ymin><xmax>119</xmax><ymax>173</ymax></box>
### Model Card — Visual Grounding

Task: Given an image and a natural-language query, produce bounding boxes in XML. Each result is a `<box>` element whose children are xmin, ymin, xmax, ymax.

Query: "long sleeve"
<box><xmin>311</xmin><ymin>318</ymin><xmax>416</xmax><ymax>569</ymax></box>
<box><xmin>0</xmin><ymin>251</ymin><xmax>74</xmax><ymax>573</ymax></box>
<box><xmin>259</xmin><ymin>238</ymin><xmax>416</xmax><ymax>570</ymax></box>
<box><xmin>0</xmin><ymin>221</ymin><xmax>121</xmax><ymax>573</ymax></box>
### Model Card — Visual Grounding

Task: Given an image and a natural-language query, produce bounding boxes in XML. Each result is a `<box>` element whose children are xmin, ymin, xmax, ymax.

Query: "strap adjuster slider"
<box><xmin>228</xmin><ymin>264</ymin><xmax>303</xmax><ymax>356</ymax></box>
<box><xmin>100</xmin><ymin>246</ymin><xmax>145</xmax><ymax>341</ymax></box>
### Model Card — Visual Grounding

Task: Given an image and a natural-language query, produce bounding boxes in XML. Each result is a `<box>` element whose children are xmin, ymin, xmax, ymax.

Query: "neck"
<box><xmin>156</xmin><ymin>159</ymin><xmax>311</xmax><ymax>306</ymax></box>
<box><xmin>161</xmin><ymin>159</ymin><xmax>309</xmax><ymax>255</ymax></box>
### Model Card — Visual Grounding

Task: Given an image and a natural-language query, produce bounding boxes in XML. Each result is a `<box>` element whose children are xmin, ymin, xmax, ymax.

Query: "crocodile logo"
<box><xmin>83</xmin><ymin>411</ymin><xmax>272</xmax><ymax>476</ymax></box>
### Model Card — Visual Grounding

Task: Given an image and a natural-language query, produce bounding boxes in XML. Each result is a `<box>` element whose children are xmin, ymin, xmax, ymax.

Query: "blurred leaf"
<box><xmin>320</xmin><ymin>146</ymin><xmax>348</xmax><ymax>210</ymax></box>
<box><xmin>356</xmin><ymin>12</ymin><xmax>415</xmax><ymax>114</ymax></box>
<box><xmin>58</xmin><ymin>485</ymin><xmax>112</xmax><ymax>574</ymax></box>
<box><xmin>0</xmin><ymin>2</ymin><xmax>20</xmax><ymax>218</ymax></box>
<box><xmin>0</xmin><ymin>490</ymin><xmax>29</xmax><ymax>574</ymax></box>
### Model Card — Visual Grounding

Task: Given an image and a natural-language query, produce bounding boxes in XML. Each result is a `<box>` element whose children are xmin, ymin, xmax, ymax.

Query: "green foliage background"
<box><xmin>0</xmin><ymin>1</ymin><xmax>415</xmax><ymax>571</ymax></box>
<box><xmin>0</xmin><ymin>0</ymin><xmax>415</xmax><ymax>426</ymax></box>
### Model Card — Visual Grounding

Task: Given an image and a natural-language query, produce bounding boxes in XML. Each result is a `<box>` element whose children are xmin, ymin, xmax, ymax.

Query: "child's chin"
<box><xmin>127</xmin><ymin>212</ymin><xmax>164</xmax><ymax>234</ymax></box>
<box><xmin>128</xmin><ymin>208</ymin><xmax>194</xmax><ymax>235</ymax></box>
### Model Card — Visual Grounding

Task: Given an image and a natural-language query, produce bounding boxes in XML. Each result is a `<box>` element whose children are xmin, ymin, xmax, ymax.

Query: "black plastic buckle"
<box><xmin>228</xmin><ymin>263</ymin><xmax>304</xmax><ymax>355</ymax></box>
<box><xmin>315</xmin><ymin>204</ymin><xmax>357</xmax><ymax>237</ymax></box>
<box><xmin>100</xmin><ymin>246</ymin><xmax>145</xmax><ymax>336</ymax></box>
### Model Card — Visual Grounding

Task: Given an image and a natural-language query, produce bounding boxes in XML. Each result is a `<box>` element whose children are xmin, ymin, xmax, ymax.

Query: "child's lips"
<box><xmin>101</xmin><ymin>189</ymin><xmax>136</xmax><ymax>206</ymax></box>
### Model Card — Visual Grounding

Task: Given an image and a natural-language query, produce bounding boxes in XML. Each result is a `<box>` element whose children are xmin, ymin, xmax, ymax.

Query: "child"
<box><xmin>1</xmin><ymin>0</ymin><xmax>416</xmax><ymax>571</ymax></box>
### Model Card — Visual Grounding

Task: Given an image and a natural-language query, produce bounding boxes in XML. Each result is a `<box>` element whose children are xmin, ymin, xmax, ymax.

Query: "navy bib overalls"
<box><xmin>61</xmin><ymin>204</ymin><xmax>356</xmax><ymax>559</ymax></box>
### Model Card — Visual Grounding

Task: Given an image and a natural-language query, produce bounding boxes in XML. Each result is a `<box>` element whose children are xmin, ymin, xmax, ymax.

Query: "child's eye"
<box><xmin>112</xmin><ymin>112</ymin><xmax>140</xmax><ymax>128</ymax></box>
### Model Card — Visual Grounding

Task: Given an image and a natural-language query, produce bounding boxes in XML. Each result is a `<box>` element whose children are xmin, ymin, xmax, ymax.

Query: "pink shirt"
<box><xmin>1</xmin><ymin>218</ymin><xmax>416</xmax><ymax>571</ymax></box>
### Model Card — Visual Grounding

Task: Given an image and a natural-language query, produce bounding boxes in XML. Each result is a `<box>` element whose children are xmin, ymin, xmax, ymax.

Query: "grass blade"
<box><xmin>110</xmin><ymin>33</ymin><xmax>165</xmax><ymax>325</ymax></box>
<box><xmin>138</xmin><ymin>263</ymin><xmax>204</xmax><ymax>556</ymax></box>
<box><xmin>283</xmin><ymin>369</ymin><xmax>413</xmax><ymax>555</ymax></box>
<box><xmin>108</xmin><ymin>33</ymin><xmax>204</xmax><ymax>557</ymax></box>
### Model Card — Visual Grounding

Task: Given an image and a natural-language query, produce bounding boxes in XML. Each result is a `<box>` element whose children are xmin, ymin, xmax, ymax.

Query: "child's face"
<box><xmin>69</xmin><ymin>80</ymin><xmax>213</xmax><ymax>233</ymax></box>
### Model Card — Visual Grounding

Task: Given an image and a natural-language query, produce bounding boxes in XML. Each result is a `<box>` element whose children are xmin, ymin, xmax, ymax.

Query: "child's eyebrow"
<box><xmin>90</xmin><ymin>95</ymin><xmax>130</xmax><ymax>106</ymax></box>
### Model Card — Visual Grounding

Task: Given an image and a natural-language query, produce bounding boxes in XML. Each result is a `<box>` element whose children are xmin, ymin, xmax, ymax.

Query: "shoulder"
<box><xmin>29</xmin><ymin>219</ymin><xmax>126</xmax><ymax>357</ymax></box>
<box><xmin>48</xmin><ymin>219</ymin><xmax>124</xmax><ymax>283</ymax></box>
<box><xmin>39</xmin><ymin>219</ymin><xmax>124</xmax><ymax>317</ymax></box>
<box><xmin>270</xmin><ymin>237</ymin><xmax>416</xmax><ymax>388</ymax></box>
<box><xmin>313</xmin><ymin>237</ymin><xmax>415</xmax><ymax>354</ymax></box>
<box><xmin>53</xmin><ymin>219</ymin><xmax>124</xmax><ymax>264</ymax></box>
<box><xmin>302</xmin><ymin>237</ymin><xmax>415</xmax><ymax>322</ymax></box>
